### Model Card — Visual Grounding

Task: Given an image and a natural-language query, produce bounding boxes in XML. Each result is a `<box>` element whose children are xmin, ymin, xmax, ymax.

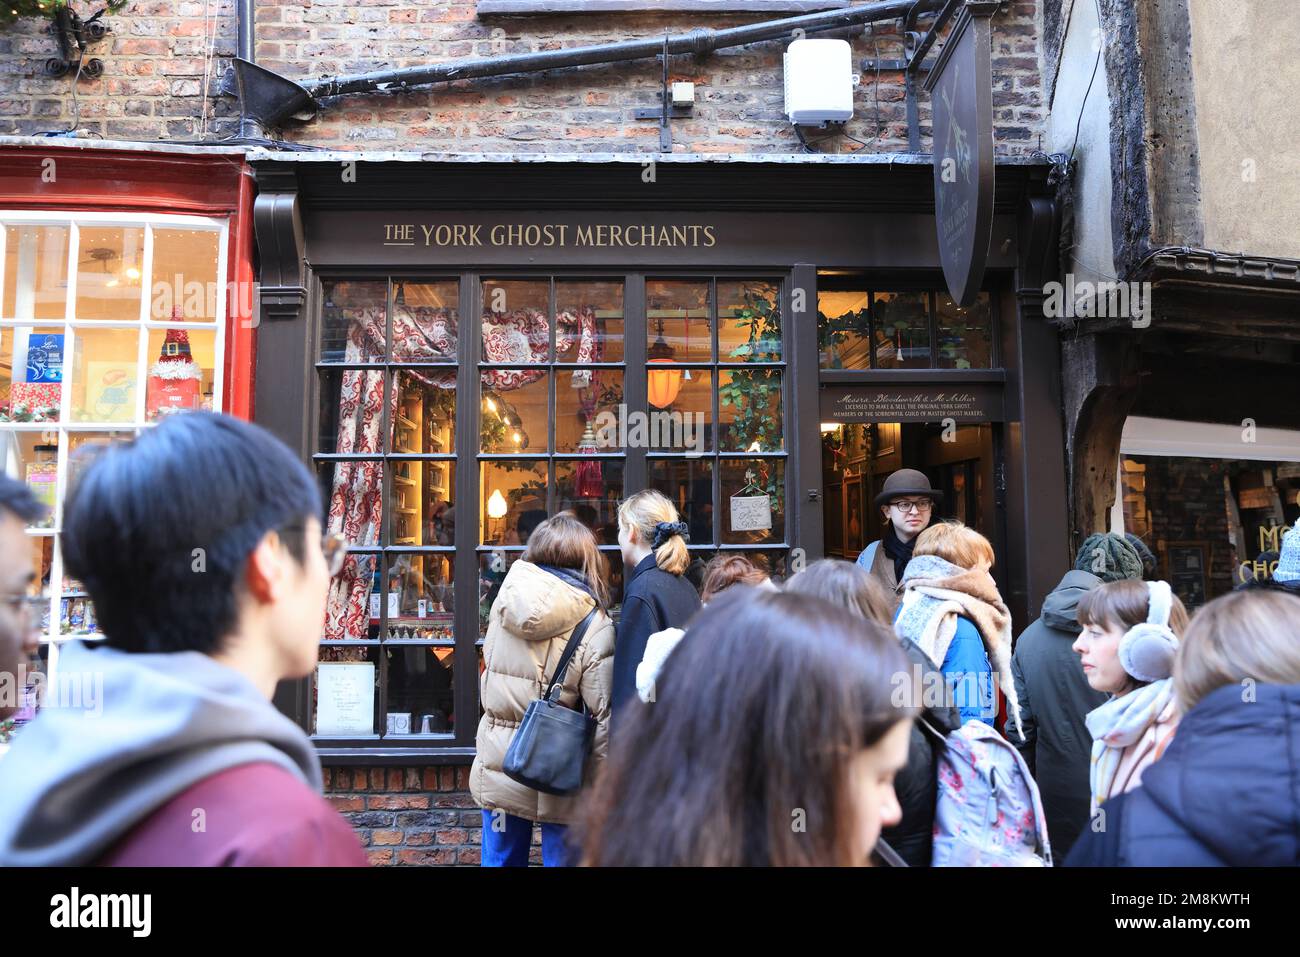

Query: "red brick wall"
<box><xmin>1</xmin><ymin>0</ymin><xmax>1045</xmax><ymax>155</ymax></box>
<box><xmin>323</xmin><ymin>765</ymin><xmax>485</xmax><ymax>866</ymax></box>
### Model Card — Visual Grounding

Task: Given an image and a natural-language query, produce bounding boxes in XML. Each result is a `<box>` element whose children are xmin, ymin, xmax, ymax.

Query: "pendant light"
<box><xmin>647</xmin><ymin>315</ymin><xmax>682</xmax><ymax>408</ymax></box>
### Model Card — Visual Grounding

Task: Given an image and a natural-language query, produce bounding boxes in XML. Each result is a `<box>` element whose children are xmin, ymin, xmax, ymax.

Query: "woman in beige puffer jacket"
<box><xmin>471</xmin><ymin>513</ymin><xmax>615</xmax><ymax>866</ymax></box>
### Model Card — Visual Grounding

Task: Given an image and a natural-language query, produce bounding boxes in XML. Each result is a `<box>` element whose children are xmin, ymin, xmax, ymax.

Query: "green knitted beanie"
<box><xmin>1074</xmin><ymin>533</ymin><xmax>1144</xmax><ymax>583</ymax></box>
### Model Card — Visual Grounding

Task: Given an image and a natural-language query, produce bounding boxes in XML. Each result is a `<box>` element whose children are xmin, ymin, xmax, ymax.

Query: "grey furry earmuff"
<box><xmin>1118</xmin><ymin>580</ymin><xmax>1179</xmax><ymax>683</ymax></box>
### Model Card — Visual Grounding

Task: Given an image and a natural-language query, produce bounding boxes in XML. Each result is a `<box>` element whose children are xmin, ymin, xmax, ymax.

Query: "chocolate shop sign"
<box><xmin>821</xmin><ymin>384</ymin><xmax>1004</xmax><ymax>423</ymax></box>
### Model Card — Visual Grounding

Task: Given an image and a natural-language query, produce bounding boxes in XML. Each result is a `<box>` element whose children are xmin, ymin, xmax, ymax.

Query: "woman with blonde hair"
<box><xmin>893</xmin><ymin>520</ymin><xmax>1023</xmax><ymax>738</ymax></box>
<box><xmin>611</xmin><ymin>490</ymin><xmax>701</xmax><ymax>718</ymax></box>
<box><xmin>1068</xmin><ymin>588</ymin><xmax>1300</xmax><ymax>866</ymax></box>
<box><xmin>471</xmin><ymin>511</ymin><xmax>615</xmax><ymax>866</ymax></box>
<box><xmin>1072</xmin><ymin>578</ymin><xmax>1189</xmax><ymax>816</ymax></box>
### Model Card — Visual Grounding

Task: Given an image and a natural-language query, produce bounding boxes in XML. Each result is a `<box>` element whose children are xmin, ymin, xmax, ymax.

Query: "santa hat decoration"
<box><xmin>150</xmin><ymin>329</ymin><xmax>201</xmax><ymax>381</ymax></box>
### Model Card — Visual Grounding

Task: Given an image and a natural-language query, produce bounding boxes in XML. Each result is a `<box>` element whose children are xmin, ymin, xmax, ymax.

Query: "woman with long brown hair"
<box><xmin>471</xmin><ymin>511</ymin><xmax>615</xmax><ymax>866</ymax></box>
<box><xmin>1072</xmin><ymin>578</ymin><xmax>1189</xmax><ymax>815</ymax></box>
<box><xmin>575</xmin><ymin>587</ymin><xmax>915</xmax><ymax>866</ymax></box>
<box><xmin>785</xmin><ymin>559</ymin><xmax>961</xmax><ymax>867</ymax></box>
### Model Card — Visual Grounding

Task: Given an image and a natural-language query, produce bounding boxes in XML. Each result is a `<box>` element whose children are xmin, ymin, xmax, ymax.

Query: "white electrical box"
<box><xmin>783</xmin><ymin>38</ymin><xmax>855</xmax><ymax>125</ymax></box>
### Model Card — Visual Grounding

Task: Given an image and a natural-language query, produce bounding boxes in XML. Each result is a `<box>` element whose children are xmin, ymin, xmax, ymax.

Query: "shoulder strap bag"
<box><xmin>503</xmin><ymin>605</ymin><xmax>600</xmax><ymax>796</ymax></box>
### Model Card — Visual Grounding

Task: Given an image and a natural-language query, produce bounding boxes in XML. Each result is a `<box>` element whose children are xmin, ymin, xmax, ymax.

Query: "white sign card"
<box><xmin>730</xmin><ymin>494</ymin><xmax>773</xmax><ymax>532</ymax></box>
<box><xmin>316</xmin><ymin>662</ymin><xmax>375</xmax><ymax>736</ymax></box>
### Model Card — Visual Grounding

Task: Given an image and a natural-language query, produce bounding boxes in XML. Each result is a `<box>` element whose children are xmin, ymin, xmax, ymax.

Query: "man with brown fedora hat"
<box><xmin>856</xmin><ymin>468</ymin><xmax>944</xmax><ymax>614</ymax></box>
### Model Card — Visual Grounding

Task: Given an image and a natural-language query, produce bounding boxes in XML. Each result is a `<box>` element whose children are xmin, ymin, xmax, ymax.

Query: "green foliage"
<box><xmin>817</xmin><ymin>306</ymin><xmax>870</xmax><ymax>368</ymax></box>
<box><xmin>718</xmin><ymin>286</ymin><xmax>785</xmax><ymax>516</ymax></box>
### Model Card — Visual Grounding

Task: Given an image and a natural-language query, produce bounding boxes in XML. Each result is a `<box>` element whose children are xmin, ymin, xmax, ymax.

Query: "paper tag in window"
<box><xmin>418</xmin><ymin>599</ymin><xmax>427</xmax><ymax>619</ymax></box>
<box><xmin>730</xmin><ymin>494</ymin><xmax>773</xmax><ymax>532</ymax></box>
<box><xmin>388</xmin><ymin>592</ymin><xmax>400</xmax><ymax>618</ymax></box>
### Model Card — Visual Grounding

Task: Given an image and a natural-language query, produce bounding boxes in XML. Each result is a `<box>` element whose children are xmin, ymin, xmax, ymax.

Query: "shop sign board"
<box><xmin>820</xmin><ymin>383</ymin><xmax>1004</xmax><ymax>423</ymax></box>
<box><xmin>923</xmin><ymin>2</ymin><xmax>999</xmax><ymax>307</ymax></box>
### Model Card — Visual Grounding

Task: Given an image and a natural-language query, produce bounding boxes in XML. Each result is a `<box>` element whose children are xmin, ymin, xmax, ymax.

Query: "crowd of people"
<box><xmin>0</xmin><ymin>411</ymin><xmax>1297</xmax><ymax>867</ymax></box>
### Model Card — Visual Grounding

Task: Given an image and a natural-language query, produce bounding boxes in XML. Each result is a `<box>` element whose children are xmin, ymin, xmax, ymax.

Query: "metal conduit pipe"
<box><xmin>223</xmin><ymin>0</ymin><xmax>945</xmax><ymax>138</ymax></box>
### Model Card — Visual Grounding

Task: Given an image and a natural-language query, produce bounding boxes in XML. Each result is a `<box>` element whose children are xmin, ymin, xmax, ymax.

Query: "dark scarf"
<box><xmin>537</xmin><ymin>563</ymin><xmax>595</xmax><ymax>600</ymax></box>
<box><xmin>882</xmin><ymin>524</ymin><xmax>917</xmax><ymax>582</ymax></box>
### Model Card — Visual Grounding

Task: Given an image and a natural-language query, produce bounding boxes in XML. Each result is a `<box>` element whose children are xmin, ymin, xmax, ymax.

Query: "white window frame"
<box><xmin>0</xmin><ymin>210</ymin><xmax>230</xmax><ymax>677</ymax></box>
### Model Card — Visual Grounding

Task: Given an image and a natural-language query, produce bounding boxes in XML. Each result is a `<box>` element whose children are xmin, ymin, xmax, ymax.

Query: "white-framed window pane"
<box><xmin>75</xmin><ymin>225</ymin><xmax>146</xmax><ymax>322</ymax></box>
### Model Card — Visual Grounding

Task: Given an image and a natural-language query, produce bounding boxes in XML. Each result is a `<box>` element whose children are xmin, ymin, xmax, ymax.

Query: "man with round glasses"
<box><xmin>856</xmin><ymin>468</ymin><xmax>943</xmax><ymax>615</ymax></box>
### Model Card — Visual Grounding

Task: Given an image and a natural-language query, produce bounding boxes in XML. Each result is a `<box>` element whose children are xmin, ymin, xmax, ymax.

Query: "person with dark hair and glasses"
<box><xmin>0</xmin><ymin>475</ymin><xmax>48</xmax><ymax>727</ymax></box>
<box><xmin>0</xmin><ymin>412</ymin><xmax>366</xmax><ymax>867</ymax></box>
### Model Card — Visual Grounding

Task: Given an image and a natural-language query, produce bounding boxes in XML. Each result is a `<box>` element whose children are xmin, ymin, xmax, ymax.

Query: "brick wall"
<box><xmin>323</xmin><ymin>765</ymin><xmax>488</xmax><ymax>866</ymax></box>
<box><xmin>1</xmin><ymin>0</ymin><xmax>1045</xmax><ymax>155</ymax></box>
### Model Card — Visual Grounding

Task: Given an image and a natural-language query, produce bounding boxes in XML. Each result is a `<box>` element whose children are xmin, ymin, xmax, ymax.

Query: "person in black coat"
<box><xmin>1068</xmin><ymin>588</ymin><xmax>1300</xmax><ymax>865</ymax></box>
<box><xmin>1010</xmin><ymin>535</ymin><xmax>1142</xmax><ymax>859</ymax></box>
<box><xmin>785</xmin><ymin>558</ymin><xmax>959</xmax><ymax>867</ymax></box>
<box><xmin>611</xmin><ymin>491</ymin><xmax>701</xmax><ymax>719</ymax></box>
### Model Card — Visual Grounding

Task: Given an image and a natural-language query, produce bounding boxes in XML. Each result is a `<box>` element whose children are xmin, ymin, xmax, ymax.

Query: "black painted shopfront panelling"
<box><xmin>254</xmin><ymin>155</ymin><xmax>1066</xmax><ymax>763</ymax></box>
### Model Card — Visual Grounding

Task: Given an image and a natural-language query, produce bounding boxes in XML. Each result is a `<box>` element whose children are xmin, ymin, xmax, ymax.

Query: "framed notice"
<box><xmin>316</xmin><ymin>661</ymin><xmax>375</xmax><ymax>736</ymax></box>
<box><xmin>730</xmin><ymin>493</ymin><xmax>773</xmax><ymax>532</ymax></box>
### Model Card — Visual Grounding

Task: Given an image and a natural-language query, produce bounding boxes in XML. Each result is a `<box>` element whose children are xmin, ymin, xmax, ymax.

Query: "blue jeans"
<box><xmin>480</xmin><ymin>810</ymin><xmax>572</xmax><ymax>867</ymax></box>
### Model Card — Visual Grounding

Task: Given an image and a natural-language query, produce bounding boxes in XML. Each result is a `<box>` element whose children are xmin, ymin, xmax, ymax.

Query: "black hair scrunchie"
<box><xmin>651</xmin><ymin>521</ymin><xmax>689</xmax><ymax>550</ymax></box>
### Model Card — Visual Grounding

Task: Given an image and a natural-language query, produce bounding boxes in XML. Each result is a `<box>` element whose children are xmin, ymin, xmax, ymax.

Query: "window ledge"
<box><xmin>478</xmin><ymin>0</ymin><xmax>850</xmax><ymax>14</ymax></box>
<box><xmin>316</xmin><ymin>746</ymin><xmax>476</xmax><ymax>766</ymax></box>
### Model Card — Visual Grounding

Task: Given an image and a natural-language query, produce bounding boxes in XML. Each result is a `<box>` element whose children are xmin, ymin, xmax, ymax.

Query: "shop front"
<box><xmin>1114</xmin><ymin>416</ymin><xmax>1300</xmax><ymax>610</ymax></box>
<box><xmin>246</xmin><ymin>151</ymin><xmax>1067</xmax><ymax>765</ymax></box>
<box><xmin>0</xmin><ymin>139</ymin><xmax>256</xmax><ymax>744</ymax></box>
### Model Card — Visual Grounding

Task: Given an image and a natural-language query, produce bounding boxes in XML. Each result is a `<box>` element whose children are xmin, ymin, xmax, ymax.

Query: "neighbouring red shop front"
<box><xmin>0</xmin><ymin>137</ymin><xmax>256</xmax><ymax>744</ymax></box>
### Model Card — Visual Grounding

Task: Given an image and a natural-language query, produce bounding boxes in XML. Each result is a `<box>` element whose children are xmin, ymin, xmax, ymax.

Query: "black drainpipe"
<box><xmin>237</xmin><ymin>0</ymin><xmax>253</xmax><ymax>63</ymax></box>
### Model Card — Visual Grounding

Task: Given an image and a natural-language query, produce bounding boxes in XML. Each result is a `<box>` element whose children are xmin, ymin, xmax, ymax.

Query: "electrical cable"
<box><xmin>1067</xmin><ymin>0</ymin><xmax>1103</xmax><ymax>166</ymax></box>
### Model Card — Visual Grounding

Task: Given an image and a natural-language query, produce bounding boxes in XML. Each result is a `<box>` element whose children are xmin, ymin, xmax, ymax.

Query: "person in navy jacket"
<box><xmin>610</xmin><ymin>490</ymin><xmax>701</xmax><ymax>719</ymax></box>
<box><xmin>1068</xmin><ymin>588</ymin><xmax>1300</xmax><ymax>866</ymax></box>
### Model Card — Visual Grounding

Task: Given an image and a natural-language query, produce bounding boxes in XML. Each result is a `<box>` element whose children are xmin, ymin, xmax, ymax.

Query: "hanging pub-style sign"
<box><xmin>923</xmin><ymin>1</ymin><xmax>999</xmax><ymax>307</ymax></box>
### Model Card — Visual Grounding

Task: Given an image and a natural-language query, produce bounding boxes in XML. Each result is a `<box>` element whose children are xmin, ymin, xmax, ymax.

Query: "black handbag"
<box><xmin>502</xmin><ymin>606</ymin><xmax>599</xmax><ymax>796</ymax></box>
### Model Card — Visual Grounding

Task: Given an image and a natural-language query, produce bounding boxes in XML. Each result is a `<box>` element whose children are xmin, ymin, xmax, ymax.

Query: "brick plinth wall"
<box><xmin>323</xmin><ymin>766</ymin><xmax>488</xmax><ymax>866</ymax></box>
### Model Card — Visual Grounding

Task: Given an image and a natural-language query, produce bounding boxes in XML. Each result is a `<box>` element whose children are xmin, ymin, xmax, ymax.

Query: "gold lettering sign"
<box><xmin>381</xmin><ymin>222</ymin><xmax>717</xmax><ymax>248</ymax></box>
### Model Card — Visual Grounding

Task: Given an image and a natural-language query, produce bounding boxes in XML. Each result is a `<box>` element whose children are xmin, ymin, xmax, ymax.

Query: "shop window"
<box><xmin>0</xmin><ymin>212</ymin><xmax>228</xmax><ymax>741</ymax></box>
<box><xmin>647</xmin><ymin>277</ymin><xmax>789</xmax><ymax>569</ymax></box>
<box><xmin>477</xmin><ymin>273</ymin><xmax>626</xmax><ymax>646</ymax></box>
<box><xmin>817</xmin><ymin>282</ymin><xmax>998</xmax><ymax>370</ymax></box>
<box><xmin>936</xmin><ymin>292</ymin><xmax>993</xmax><ymax>369</ymax></box>
<box><xmin>314</xmin><ymin>277</ymin><xmax>461</xmax><ymax>740</ymax></box>
<box><xmin>1122</xmin><ymin>454</ymin><xmax>1300</xmax><ymax>608</ymax></box>
<box><xmin>312</xmin><ymin>271</ymin><xmax>788</xmax><ymax>754</ymax></box>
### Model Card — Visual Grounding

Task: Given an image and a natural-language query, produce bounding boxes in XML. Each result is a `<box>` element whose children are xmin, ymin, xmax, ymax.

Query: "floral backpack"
<box><xmin>925</xmin><ymin>718</ymin><xmax>1053</xmax><ymax>867</ymax></box>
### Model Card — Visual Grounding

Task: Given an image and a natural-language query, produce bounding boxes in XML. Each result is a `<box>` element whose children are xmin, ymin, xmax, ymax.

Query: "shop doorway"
<box><xmin>821</xmin><ymin>420</ymin><xmax>998</xmax><ymax>565</ymax></box>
